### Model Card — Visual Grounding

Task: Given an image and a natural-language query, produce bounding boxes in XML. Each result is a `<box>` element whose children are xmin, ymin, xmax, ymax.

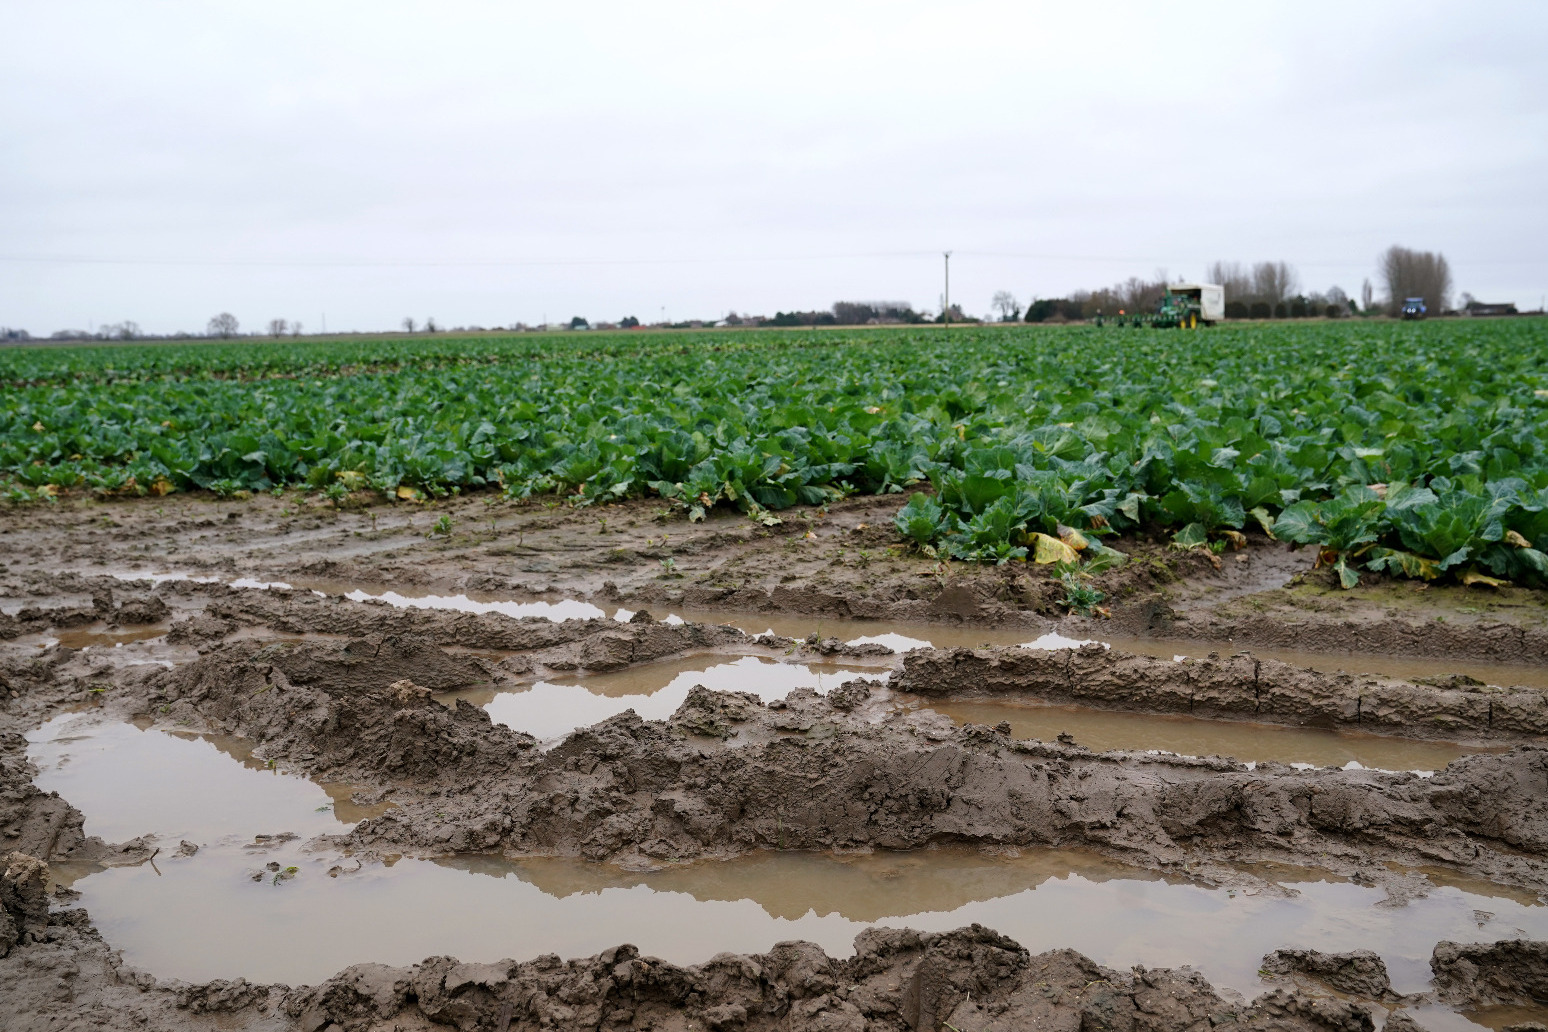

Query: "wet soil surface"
<box><xmin>2</xmin><ymin>492</ymin><xmax>1548</xmax><ymax>1030</ymax></box>
<box><xmin>4</xmin><ymin>490</ymin><xmax>1547</xmax><ymax>661</ymax></box>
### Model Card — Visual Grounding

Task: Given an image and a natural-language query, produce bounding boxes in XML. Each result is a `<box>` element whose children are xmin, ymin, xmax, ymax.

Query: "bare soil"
<box><xmin>4</xmin><ymin>490</ymin><xmax>1546</xmax><ymax>660</ymax></box>
<box><xmin>3</xmin><ymin>489</ymin><xmax>1548</xmax><ymax>1030</ymax></box>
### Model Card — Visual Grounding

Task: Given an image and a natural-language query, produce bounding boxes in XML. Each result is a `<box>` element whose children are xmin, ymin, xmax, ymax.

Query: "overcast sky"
<box><xmin>2</xmin><ymin>1</ymin><xmax>1545</xmax><ymax>335</ymax></box>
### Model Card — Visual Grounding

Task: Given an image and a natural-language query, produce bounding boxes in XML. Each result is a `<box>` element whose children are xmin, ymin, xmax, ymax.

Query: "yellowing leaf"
<box><xmin>37</xmin><ymin>484</ymin><xmax>59</xmax><ymax>496</ymax></box>
<box><xmin>1221</xmin><ymin>529</ymin><xmax>1247</xmax><ymax>550</ymax></box>
<box><xmin>149</xmin><ymin>477</ymin><xmax>173</xmax><ymax>496</ymax></box>
<box><xmin>1506</xmin><ymin>529</ymin><xmax>1533</xmax><ymax>548</ymax></box>
<box><xmin>1031</xmin><ymin>532</ymin><xmax>1078</xmax><ymax>565</ymax></box>
<box><xmin>31</xmin><ymin>421</ymin><xmax>44</xmax><ymax>432</ymax></box>
<box><xmin>1461</xmin><ymin>569</ymin><xmax>1506</xmax><ymax>588</ymax></box>
<box><xmin>1249</xmin><ymin>506</ymin><xmax>1277</xmax><ymax>539</ymax></box>
<box><xmin>1056</xmin><ymin>524</ymin><xmax>1089</xmax><ymax>551</ymax></box>
<box><xmin>396</xmin><ymin>485</ymin><xmax>424</xmax><ymax>502</ymax></box>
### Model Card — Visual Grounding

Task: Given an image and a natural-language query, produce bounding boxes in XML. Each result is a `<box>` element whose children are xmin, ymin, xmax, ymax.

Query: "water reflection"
<box><xmin>912</xmin><ymin>696</ymin><xmax>1506</xmax><ymax>773</ymax></box>
<box><xmin>448</xmin><ymin>655</ymin><xmax>885</xmax><ymax>741</ymax></box>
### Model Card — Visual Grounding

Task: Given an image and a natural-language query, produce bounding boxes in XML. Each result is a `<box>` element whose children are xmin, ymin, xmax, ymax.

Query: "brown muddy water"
<box><xmin>906</xmin><ymin>696</ymin><xmax>1505</xmax><ymax>772</ymax></box>
<box><xmin>26</xmin><ymin>713</ymin><xmax>1548</xmax><ymax>1001</ymax></box>
<box><xmin>443</xmin><ymin>655</ymin><xmax>888</xmax><ymax>741</ymax></box>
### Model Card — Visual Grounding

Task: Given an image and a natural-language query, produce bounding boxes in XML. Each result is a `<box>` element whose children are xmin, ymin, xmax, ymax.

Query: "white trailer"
<box><xmin>1168</xmin><ymin>283</ymin><xmax>1225</xmax><ymax>326</ymax></box>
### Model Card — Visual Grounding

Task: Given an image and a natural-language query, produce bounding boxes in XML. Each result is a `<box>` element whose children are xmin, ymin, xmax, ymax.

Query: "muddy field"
<box><xmin>4</xmin><ymin>491</ymin><xmax>1548</xmax><ymax>1031</ymax></box>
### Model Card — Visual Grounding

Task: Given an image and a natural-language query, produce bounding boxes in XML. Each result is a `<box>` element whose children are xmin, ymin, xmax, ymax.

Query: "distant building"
<box><xmin>832</xmin><ymin>301</ymin><xmax>919</xmax><ymax>325</ymax></box>
<box><xmin>1463</xmin><ymin>300</ymin><xmax>1519</xmax><ymax>317</ymax></box>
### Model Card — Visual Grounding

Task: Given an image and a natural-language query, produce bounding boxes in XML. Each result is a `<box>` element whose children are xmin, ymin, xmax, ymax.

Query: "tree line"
<box><xmin>1019</xmin><ymin>245</ymin><xmax>1455</xmax><ymax>322</ymax></box>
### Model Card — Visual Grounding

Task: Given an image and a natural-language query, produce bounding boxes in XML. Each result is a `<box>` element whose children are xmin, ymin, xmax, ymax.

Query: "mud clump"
<box><xmin>827</xmin><ymin>679</ymin><xmax>873</xmax><ymax>712</ymax></box>
<box><xmin>1</xmin><ymin>852</ymin><xmax>48</xmax><ymax>957</ymax></box>
<box><xmin>110</xmin><ymin>593</ymin><xmax>171</xmax><ymax>626</ymax></box>
<box><xmin>1261</xmin><ymin>948</ymin><xmax>1393</xmax><ymax>998</ymax></box>
<box><xmin>137</xmin><ymin>636</ymin><xmax>539</xmax><ymax>783</ymax></box>
<box><xmin>896</xmin><ymin>645</ymin><xmax>1548</xmax><ymax>741</ymax></box>
<box><xmin>1430</xmin><ymin>939</ymin><xmax>1548</xmax><ymax>1006</ymax></box>
<box><xmin>285</xmin><ymin>924</ymin><xmax>1375</xmax><ymax>1032</ymax></box>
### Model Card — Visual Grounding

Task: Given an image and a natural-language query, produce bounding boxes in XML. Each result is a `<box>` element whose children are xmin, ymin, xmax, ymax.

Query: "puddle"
<box><xmin>445</xmin><ymin>655</ymin><xmax>886</xmax><ymax>741</ymax></box>
<box><xmin>645</xmin><ymin>608</ymin><xmax>1548</xmax><ymax>690</ymax></box>
<box><xmin>669</xmin><ymin>607</ymin><xmax>1037</xmax><ymax>650</ymax></box>
<box><xmin>338</xmin><ymin>588</ymin><xmax>607</xmax><ymax>622</ymax></box>
<box><xmin>35</xmin><ymin>715</ymin><xmax>1548</xmax><ymax>995</ymax></box>
<box><xmin>51</xmin><ymin>624</ymin><xmax>169</xmax><ymax>649</ymax></box>
<box><xmin>908</xmin><ymin>696</ymin><xmax>1507</xmax><ymax>772</ymax></box>
<box><xmin>26</xmin><ymin>715</ymin><xmax>385</xmax><ymax>844</ymax></box>
<box><xmin>1442</xmin><ymin>1006</ymin><xmax>1548</xmax><ymax>1032</ymax></box>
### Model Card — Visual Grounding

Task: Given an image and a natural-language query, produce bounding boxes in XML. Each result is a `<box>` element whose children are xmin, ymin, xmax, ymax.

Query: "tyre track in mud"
<box><xmin>5</xmin><ymin>578</ymin><xmax>1548</xmax><ymax>1028</ymax></box>
<box><xmin>91</xmin><ymin>628</ymin><xmax>1548</xmax><ymax>892</ymax></box>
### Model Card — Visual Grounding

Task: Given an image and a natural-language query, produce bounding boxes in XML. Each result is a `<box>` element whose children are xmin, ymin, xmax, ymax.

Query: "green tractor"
<box><xmin>1096</xmin><ymin>284</ymin><xmax>1223</xmax><ymax>329</ymax></box>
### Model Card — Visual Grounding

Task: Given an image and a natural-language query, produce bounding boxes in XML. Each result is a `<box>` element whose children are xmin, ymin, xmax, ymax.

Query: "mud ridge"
<box><xmin>896</xmin><ymin>645</ymin><xmax>1548</xmax><ymax>742</ymax></box>
<box><xmin>173</xmin><ymin>584</ymin><xmax>901</xmax><ymax>668</ymax></box>
<box><xmin>1164</xmin><ymin>610</ymin><xmax>1548</xmax><ymax>666</ymax></box>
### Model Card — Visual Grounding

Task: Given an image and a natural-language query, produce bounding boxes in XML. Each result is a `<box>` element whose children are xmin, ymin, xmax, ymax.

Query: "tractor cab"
<box><xmin>1401</xmin><ymin>297</ymin><xmax>1427</xmax><ymax>320</ymax></box>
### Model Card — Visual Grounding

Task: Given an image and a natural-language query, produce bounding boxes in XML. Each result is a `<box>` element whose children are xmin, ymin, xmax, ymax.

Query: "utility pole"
<box><xmin>943</xmin><ymin>251</ymin><xmax>952</xmax><ymax>327</ymax></box>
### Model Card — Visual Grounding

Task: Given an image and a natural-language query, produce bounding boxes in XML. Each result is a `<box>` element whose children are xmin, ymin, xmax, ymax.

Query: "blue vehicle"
<box><xmin>1400</xmin><ymin>297</ymin><xmax>1427</xmax><ymax>320</ymax></box>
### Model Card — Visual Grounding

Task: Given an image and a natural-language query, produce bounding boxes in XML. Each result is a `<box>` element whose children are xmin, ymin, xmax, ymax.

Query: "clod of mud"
<box><xmin>1</xmin><ymin>852</ymin><xmax>48</xmax><ymax>956</ymax></box>
<box><xmin>122</xmin><ymin>636</ymin><xmax>1548</xmax><ymax>890</ymax></box>
<box><xmin>897</xmin><ymin>645</ymin><xmax>1548</xmax><ymax>742</ymax></box>
<box><xmin>1431</xmin><ymin>939</ymin><xmax>1548</xmax><ymax>1006</ymax></box>
<box><xmin>1260</xmin><ymin>948</ymin><xmax>1393</xmax><ymax>999</ymax></box>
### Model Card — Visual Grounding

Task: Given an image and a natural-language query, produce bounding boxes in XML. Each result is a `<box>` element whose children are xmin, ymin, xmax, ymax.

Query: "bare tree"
<box><xmin>1205</xmin><ymin>261</ymin><xmax>1253</xmax><ymax>300</ymax></box>
<box><xmin>402</xmin><ymin>317</ymin><xmax>416</xmax><ymax>333</ymax></box>
<box><xmin>1361</xmin><ymin>279</ymin><xmax>1374</xmax><ymax>313</ymax></box>
<box><xmin>1117</xmin><ymin>276</ymin><xmax>1165</xmax><ymax>313</ymax></box>
<box><xmin>267</xmin><ymin>318</ymin><xmax>288</xmax><ymax>337</ymax></box>
<box><xmin>207</xmin><ymin>312</ymin><xmax>239</xmax><ymax>338</ymax></box>
<box><xmin>991</xmin><ymin>291</ymin><xmax>1021</xmax><ymax>322</ymax></box>
<box><xmin>291</xmin><ymin>321</ymin><xmax>303</xmax><ymax>336</ymax></box>
<box><xmin>1378</xmin><ymin>245</ymin><xmax>1452</xmax><ymax>314</ymax></box>
<box><xmin>1251</xmin><ymin>262</ymin><xmax>1299</xmax><ymax>305</ymax></box>
<box><xmin>425</xmin><ymin>317</ymin><xmax>438</xmax><ymax>333</ymax></box>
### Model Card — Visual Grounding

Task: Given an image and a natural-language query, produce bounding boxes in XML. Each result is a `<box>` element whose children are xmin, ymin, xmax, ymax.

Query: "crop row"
<box><xmin>3</xmin><ymin>320</ymin><xmax>1547</xmax><ymax>586</ymax></box>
